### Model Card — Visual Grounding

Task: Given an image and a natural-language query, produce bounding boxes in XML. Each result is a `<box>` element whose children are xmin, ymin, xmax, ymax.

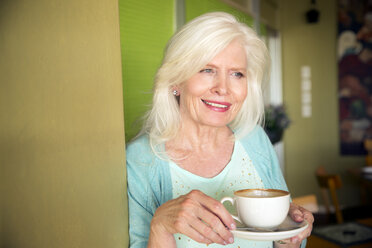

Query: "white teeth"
<box><xmin>203</xmin><ymin>100</ymin><xmax>228</xmax><ymax>108</ymax></box>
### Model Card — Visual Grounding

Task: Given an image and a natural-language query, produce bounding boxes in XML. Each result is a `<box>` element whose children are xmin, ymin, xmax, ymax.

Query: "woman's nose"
<box><xmin>212</xmin><ymin>72</ymin><xmax>229</xmax><ymax>95</ymax></box>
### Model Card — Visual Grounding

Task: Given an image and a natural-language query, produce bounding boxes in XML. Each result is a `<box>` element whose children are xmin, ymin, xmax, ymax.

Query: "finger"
<box><xmin>290</xmin><ymin>235</ymin><xmax>301</xmax><ymax>244</ymax></box>
<box><xmin>275</xmin><ymin>238</ymin><xmax>303</xmax><ymax>247</ymax></box>
<box><xmin>303</xmin><ymin>210</ymin><xmax>315</xmax><ymax>224</ymax></box>
<box><xmin>177</xmin><ymin>223</ymin><xmax>213</xmax><ymax>244</ymax></box>
<box><xmin>189</xmin><ymin>190</ymin><xmax>236</xmax><ymax>230</ymax></box>
<box><xmin>290</xmin><ymin>230</ymin><xmax>310</xmax><ymax>244</ymax></box>
<box><xmin>296</xmin><ymin>206</ymin><xmax>314</xmax><ymax>226</ymax></box>
<box><xmin>170</xmin><ymin>197</ymin><xmax>216</xmax><ymax>244</ymax></box>
<box><xmin>289</xmin><ymin>203</ymin><xmax>305</xmax><ymax>222</ymax></box>
<box><xmin>189</xmin><ymin>217</ymin><xmax>229</xmax><ymax>245</ymax></box>
<box><xmin>196</xmin><ymin>206</ymin><xmax>234</xmax><ymax>244</ymax></box>
<box><xmin>275</xmin><ymin>238</ymin><xmax>291</xmax><ymax>244</ymax></box>
<box><xmin>290</xmin><ymin>221</ymin><xmax>313</xmax><ymax>243</ymax></box>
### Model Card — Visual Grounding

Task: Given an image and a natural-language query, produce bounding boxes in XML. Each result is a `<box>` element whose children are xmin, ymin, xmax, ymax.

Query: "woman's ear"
<box><xmin>172</xmin><ymin>87</ymin><xmax>180</xmax><ymax>96</ymax></box>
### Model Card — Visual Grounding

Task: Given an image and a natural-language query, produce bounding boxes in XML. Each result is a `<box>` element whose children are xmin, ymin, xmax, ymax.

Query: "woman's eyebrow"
<box><xmin>204</xmin><ymin>63</ymin><xmax>246</xmax><ymax>71</ymax></box>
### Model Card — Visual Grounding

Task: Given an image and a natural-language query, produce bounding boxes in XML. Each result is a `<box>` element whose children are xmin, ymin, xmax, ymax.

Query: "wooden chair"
<box><xmin>315</xmin><ymin>166</ymin><xmax>344</xmax><ymax>224</ymax></box>
<box><xmin>364</xmin><ymin>139</ymin><xmax>372</xmax><ymax>166</ymax></box>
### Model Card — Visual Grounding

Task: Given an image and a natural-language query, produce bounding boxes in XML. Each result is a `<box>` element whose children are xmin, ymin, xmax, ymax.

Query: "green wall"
<box><xmin>119</xmin><ymin>0</ymin><xmax>174</xmax><ymax>141</ymax></box>
<box><xmin>185</xmin><ymin>0</ymin><xmax>253</xmax><ymax>26</ymax></box>
<box><xmin>0</xmin><ymin>0</ymin><xmax>128</xmax><ymax>247</ymax></box>
<box><xmin>280</xmin><ymin>0</ymin><xmax>364</xmax><ymax>206</ymax></box>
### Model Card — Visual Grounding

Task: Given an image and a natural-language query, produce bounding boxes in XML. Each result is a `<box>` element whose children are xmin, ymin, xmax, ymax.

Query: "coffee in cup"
<box><xmin>220</xmin><ymin>189</ymin><xmax>290</xmax><ymax>228</ymax></box>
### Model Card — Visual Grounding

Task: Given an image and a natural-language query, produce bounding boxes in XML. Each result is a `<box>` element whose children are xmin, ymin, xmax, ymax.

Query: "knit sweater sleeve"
<box><xmin>126</xmin><ymin>136</ymin><xmax>157</xmax><ymax>248</ymax></box>
<box><xmin>126</xmin><ymin>135</ymin><xmax>173</xmax><ymax>248</ymax></box>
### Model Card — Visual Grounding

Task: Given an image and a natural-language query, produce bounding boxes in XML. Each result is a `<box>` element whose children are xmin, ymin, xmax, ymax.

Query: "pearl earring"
<box><xmin>173</xmin><ymin>90</ymin><xmax>178</xmax><ymax>96</ymax></box>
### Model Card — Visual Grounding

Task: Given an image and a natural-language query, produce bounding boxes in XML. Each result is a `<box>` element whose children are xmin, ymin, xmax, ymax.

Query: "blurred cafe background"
<box><xmin>1</xmin><ymin>0</ymin><xmax>372</xmax><ymax>247</ymax></box>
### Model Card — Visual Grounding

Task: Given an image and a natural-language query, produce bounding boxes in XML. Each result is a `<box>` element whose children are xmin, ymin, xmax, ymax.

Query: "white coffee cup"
<box><xmin>220</xmin><ymin>189</ymin><xmax>290</xmax><ymax>228</ymax></box>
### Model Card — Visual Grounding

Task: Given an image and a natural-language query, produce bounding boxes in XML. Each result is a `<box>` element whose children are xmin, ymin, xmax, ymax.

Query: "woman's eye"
<box><xmin>200</xmin><ymin>68</ymin><xmax>214</xmax><ymax>73</ymax></box>
<box><xmin>232</xmin><ymin>72</ymin><xmax>244</xmax><ymax>78</ymax></box>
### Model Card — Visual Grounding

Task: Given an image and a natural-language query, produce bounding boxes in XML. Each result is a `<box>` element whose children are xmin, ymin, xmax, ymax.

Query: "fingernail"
<box><xmin>229</xmin><ymin>237</ymin><xmax>234</xmax><ymax>244</ymax></box>
<box><xmin>292</xmin><ymin>237</ymin><xmax>299</xmax><ymax>243</ymax></box>
<box><xmin>294</xmin><ymin>214</ymin><xmax>302</xmax><ymax>220</ymax></box>
<box><xmin>223</xmin><ymin>241</ymin><xmax>228</xmax><ymax>245</ymax></box>
<box><xmin>230</xmin><ymin>223</ymin><xmax>236</xmax><ymax>230</ymax></box>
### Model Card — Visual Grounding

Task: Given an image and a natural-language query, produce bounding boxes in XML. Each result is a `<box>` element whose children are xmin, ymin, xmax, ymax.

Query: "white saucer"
<box><xmin>232</xmin><ymin>216</ymin><xmax>308</xmax><ymax>241</ymax></box>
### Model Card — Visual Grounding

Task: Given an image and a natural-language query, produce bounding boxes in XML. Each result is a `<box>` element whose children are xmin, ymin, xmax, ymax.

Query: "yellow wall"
<box><xmin>0</xmin><ymin>0</ymin><xmax>128</xmax><ymax>247</ymax></box>
<box><xmin>280</xmin><ymin>0</ymin><xmax>364</xmax><ymax>205</ymax></box>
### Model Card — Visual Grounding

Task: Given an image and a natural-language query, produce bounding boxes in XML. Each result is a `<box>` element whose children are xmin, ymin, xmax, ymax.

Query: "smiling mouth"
<box><xmin>201</xmin><ymin>99</ymin><xmax>231</xmax><ymax>109</ymax></box>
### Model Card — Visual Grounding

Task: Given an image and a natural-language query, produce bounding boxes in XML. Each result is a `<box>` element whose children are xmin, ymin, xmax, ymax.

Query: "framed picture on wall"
<box><xmin>338</xmin><ymin>0</ymin><xmax>372</xmax><ymax>155</ymax></box>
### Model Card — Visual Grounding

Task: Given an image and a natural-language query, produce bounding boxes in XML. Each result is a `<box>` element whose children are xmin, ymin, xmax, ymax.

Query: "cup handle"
<box><xmin>220</xmin><ymin>196</ymin><xmax>242</xmax><ymax>224</ymax></box>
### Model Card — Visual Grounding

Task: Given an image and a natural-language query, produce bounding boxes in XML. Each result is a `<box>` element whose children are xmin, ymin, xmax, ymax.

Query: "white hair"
<box><xmin>137</xmin><ymin>12</ymin><xmax>269</xmax><ymax>156</ymax></box>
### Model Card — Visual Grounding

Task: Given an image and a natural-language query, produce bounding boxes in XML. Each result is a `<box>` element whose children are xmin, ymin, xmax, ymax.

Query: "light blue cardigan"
<box><xmin>126</xmin><ymin>126</ymin><xmax>306</xmax><ymax>247</ymax></box>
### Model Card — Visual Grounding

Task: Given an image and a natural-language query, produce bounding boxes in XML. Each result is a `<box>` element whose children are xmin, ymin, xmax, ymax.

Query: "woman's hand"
<box><xmin>148</xmin><ymin>190</ymin><xmax>236</xmax><ymax>247</ymax></box>
<box><xmin>274</xmin><ymin>203</ymin><xmax>314</xmax><ymax>248</ymax></box>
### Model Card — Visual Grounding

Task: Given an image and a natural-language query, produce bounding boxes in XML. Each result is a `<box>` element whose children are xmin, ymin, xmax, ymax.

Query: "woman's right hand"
<box><xmin>148</xmin><ymin>190</ymin><xmax>236</xmax><ymax>247</ymax></box>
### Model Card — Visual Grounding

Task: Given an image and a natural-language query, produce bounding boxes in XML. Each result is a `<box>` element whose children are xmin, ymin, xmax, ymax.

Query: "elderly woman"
<box><xmin>127</xmin><ymin>12</ymin><xmax>313</xmax><ymax>248</ymax></box>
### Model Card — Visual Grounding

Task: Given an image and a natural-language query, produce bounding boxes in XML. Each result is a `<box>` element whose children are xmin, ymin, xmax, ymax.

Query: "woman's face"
<box><xmin>178</xmin><ymin>40</ymin><xmax>248</xmax><ymax>129</ymax></box>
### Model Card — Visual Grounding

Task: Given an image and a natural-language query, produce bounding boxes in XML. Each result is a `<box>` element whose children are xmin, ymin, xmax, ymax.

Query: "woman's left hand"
<box><xmin>274</xmin><ymin>203</ymin><xmax>314</xmax><ymax>248</ymax></box>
